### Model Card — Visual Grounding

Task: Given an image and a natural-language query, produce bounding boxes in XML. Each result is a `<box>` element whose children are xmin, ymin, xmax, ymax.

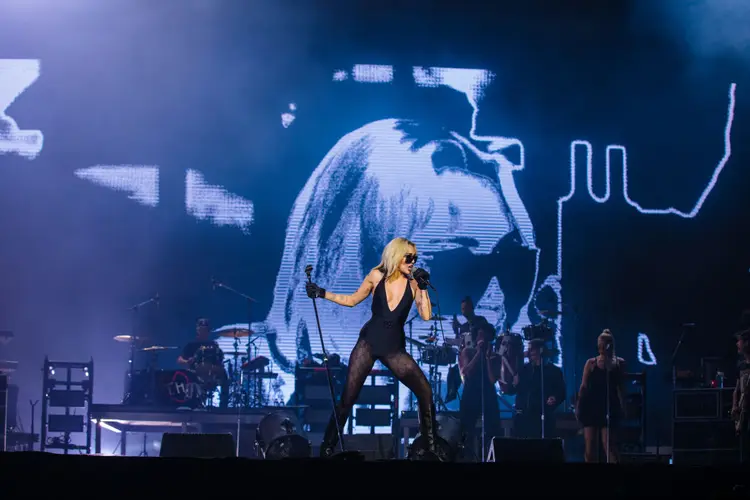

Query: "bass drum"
<box><xmin>256</xmin><ymin>411</ymin><xmax>312</xmax><ymax>459</ymax></box>
<box><xmin>155</xmin><ymin>369</ymin><xmax>205</xmax><ymax>408</ymax></box>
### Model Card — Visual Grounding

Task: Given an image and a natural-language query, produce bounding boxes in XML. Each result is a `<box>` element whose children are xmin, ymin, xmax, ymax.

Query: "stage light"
<box><xmin>408</xmin><ymin>414</ymin><xmax>461</xmax><ymax>462</ymax></box>
<box><xmin>255</xmin><ymin>411</ymin><xmax>311</xmax><ymax>459</ymax></box>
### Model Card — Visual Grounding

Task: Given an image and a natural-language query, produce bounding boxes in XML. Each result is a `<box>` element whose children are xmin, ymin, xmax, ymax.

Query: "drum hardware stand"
<box><xmin>426</xmin><ymin>285</ymin><xmax>453</xmax><ymax>412</ymax></box>
<box><xmin>428</xmin><ymin>358</ymin><xmax>449</xmax><ymax>412</ymax></box>
<box><xmin>305</xmin><ymin>265</ymin><xmax>348</xmax><ymax>455</ymax></box>
<box><xmin>139</xmin><ymin>432</ymin><xmax>149</xmax><ymax>457</ymax></box>
<box><xmin>124</xmin><ymin>294</ymin><xmax>159</xmax><ymax>404</ymax></box>
<box><xmin>211</xmin><ymin>278</ymin><xmax>257</xmax><ymax>457</ymax></box>
<box><xmin>480</xmin><ymin>343</ymin><xmax>486</xmax><ymax>463</ymax></box>
<box><xmin>540</xmin><ymin>346</ymin><xmax>546</xmax><ymax>439</ymax></box>
<box><xmin>29</xmin><ymin>400</ymin><xmax>38</xmax><ymax>451</ymax></box>
<box><xmin>226</xmin><ymin>334</ymin><xmax>246</xmax><ymax>408</ymax></box>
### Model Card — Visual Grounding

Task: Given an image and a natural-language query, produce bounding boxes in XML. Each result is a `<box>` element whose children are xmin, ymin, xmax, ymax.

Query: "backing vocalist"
<box><xmin>305</xmin><ymin>237</ymin><xmax>440</xmax><ymax>458</ymax></box>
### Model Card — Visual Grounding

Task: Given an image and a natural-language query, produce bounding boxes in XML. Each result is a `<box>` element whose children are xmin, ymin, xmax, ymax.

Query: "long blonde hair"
<box><xmin>373</xmin><ymin>237</ymin><xmax>416</xmax><ymax>282</ymax></box>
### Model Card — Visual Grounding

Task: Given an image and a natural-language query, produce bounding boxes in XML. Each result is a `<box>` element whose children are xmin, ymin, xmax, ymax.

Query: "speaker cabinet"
<box><xmin>486</xmin><ymin>437</ymin><xmax>565</xmax><ymax>463</ymax></box>
<box><xmin>159</xmin><ymin>433</ymin><xmax>236</xmax><ymax>458</ymax></box>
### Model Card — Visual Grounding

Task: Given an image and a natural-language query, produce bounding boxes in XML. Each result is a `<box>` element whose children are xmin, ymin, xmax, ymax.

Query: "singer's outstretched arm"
<box><xmin>323</xmin><ymin>270</ymin><xmax>378</xmax><ymax>307</ymax></box>
<box><xmin>410</xmin><ymin>280</ymin><xmax>432</xmax><ymax>321</ymax></box>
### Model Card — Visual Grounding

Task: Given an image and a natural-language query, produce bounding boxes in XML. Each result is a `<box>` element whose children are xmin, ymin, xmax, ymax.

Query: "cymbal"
<box><xmin>405</xmin><ymin>337</ymin><xmax>427</xmax><ymax>348</ymax></box>
<box><xmin>429</xmin><ymin>315</ymin><xmax>449</xmax><ymax>321</ymax></box>
<box><xmin>418</xmin><ymin>335</ymin><xmax>437</xmax><ymax>342</ymax></box>
<box><xmin>444</xmin><ymin>338</ymin><xmax>462</xmax><ymax>347</ymax></box>
<box><xmin>114</xmin><ymin>335</ymin><xmax>147</xmax><ymax>343</ymax></box>
<box><xmin>140</xmin><ymin>346</ymin><xmax>177</xmax><ymax>352</ymax></box>
<box><xmin>214</xmin><ymin>327</ymin><xmax>253</xmax><ymax>338</ymax></box>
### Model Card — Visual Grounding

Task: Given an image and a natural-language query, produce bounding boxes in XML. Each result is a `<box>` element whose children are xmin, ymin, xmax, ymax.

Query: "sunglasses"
<box><xmin>404</xmin><ymin>253</ymin><xmax>418</xmax><ymax>264</ymax></box>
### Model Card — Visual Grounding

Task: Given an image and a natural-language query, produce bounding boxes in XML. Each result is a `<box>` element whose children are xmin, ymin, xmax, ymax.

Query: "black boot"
<box><xmin>416</xmin><ymin>402</ymin><xmax>443</xmax><ymax>461</ymax></box>
<box><xmin>319</xmin><ymin>407</ymin><xmax>348</xmax><ymax>458</ymax></box>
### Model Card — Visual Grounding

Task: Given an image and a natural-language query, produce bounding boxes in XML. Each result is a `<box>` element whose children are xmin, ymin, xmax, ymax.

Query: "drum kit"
<box><xmin>213</xmin><ymin>325</ymin><xmax>279</xmax><ymax>409</ymax></box>
<box><xmin>405</xmin><ymin>317</ymin><xmax>457</xmax><ymax>411</ymax></box>
<box><xmin>114</xmin><ymin>326</ymin><xmax>278</xmax><ymax>409</ymax></box>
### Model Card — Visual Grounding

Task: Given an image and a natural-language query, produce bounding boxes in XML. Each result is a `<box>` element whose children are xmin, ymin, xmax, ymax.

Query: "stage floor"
<box><xmin>1</xmin><ymin>452</ymin><xmax>748</xmax><ymax>498</ymax></box>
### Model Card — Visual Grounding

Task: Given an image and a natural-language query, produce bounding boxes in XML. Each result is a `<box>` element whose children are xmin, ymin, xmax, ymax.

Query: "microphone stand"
<box><xmin>305</xmin><ymin>266</ymin><xmax>347</xmax><ymax>454</ymax></box>
<box><xmin>540</xmin><ymin>349</ymin><xmax>546</xmax><ymax>440</ymax></box>
<box><xmin>606</xmin><ymin>355</ymin><xmax>610</xmax><ymax>463</ymax></box>
<box><xmin>124</xmin><ymin>295</ymin><xmax>158</xmax><ymax>404</ymax></box>
<box><xmin>405</xmin><ymin>311</ymin><xmax>421</xmax><ymax>412</ymax></box>
<box><xmin>480</xmin><ymin>344</ymin><xmax>486</xmax><ymax>462</ymax></box>
<box><xmin>212</xmin><ymin>278</ymin><xmax>257</xmax><ymax>457</ymax></box>
<box><xmin>671</xmin><ymin>325</ymin><xmax>689</xmax><ymax>390</ymax></box>
<box><xmin>668</xmin><ymin>324</ymin><xmax>690</xmax><ymax>464</ymax></box>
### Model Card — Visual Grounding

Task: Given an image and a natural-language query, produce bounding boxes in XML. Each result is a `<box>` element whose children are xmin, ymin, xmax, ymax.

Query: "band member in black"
<box><xmin>458</xmin><ymin>323</ymin><xmax>502</xmax><ymax>454</ymax></box>
<box><xmin>178</xmin><ymin>318</ymin><xmax>216</xmax><ymax>366</ymax></box>
<box><xmin>306</xmin><ymin>237</ymin><xmax>439</xmax><ymax>458</ymax></box>
<box><xmin>177</xmin><ymin>318</ymin><xmax>228</xmax><ymax>407</ymax></box>
<box><xmin>452</xmin><ymin>296</ymin><xmax>490</xmax><ymax>346</ymax></box>
<box><xmin>508</xmin><ymin>338</ymin><xmax>566</xmax><ymax>439</ymax></box>
<box><xmin>732</xmin><ymin>329</ymin><xmax>750</xmax><ymax>464</ymax></box>
<box><xmin>576</xmin><ymin>329</ymin><xmax>626</xmax><ymax>463</ymax></box>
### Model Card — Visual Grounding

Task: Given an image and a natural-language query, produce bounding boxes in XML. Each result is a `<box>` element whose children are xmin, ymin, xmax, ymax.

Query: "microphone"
<box><xmin>211</xmin><ymin>277</ymin><xmax>220</xmax><ymax>290</ymax></box>
<box><xmin>305</xmin><ymin>265</ymin><xmax>313</xmax><ymax>282</ymax></box>
<box><xmin>154</xmin><ymin>293</ymin><xmax>160</xmax><ymax>308</ymax></box>
<box><xmin>410</xmin><ymin>271</ymin><xmax>435</xmax><ymax>291</ymax></box>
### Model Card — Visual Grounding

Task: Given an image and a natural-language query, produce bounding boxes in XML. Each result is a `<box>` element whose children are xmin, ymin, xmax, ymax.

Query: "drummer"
<box><xmin>452</xmin><ymin>296</ymin><xmax>490</xmax><ymax>349</ymax></box>
<box><xmin>177</xmin><ymin>318</ymin><xmax>218</xmax><ymax>367</ymax></box>
<box><xmin>177</xmin><ymin>318</ymin><xmax>228</xmax><ymax>407</ymax></box>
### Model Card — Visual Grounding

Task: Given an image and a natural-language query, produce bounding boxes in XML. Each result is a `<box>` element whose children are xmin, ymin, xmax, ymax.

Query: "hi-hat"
<box><xmin>114</xmin><ymin>335</ymin><xmax>147</xmax><ymax>343</ymax></box>
<box><xmin>141</xmin><ymin>346</ymin><xmax>177</xmax><ymax>352</ymax></box>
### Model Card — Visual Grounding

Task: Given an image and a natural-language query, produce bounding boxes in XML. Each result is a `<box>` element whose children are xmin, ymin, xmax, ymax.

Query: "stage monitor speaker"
<box><xmin>486</xmin><ymin>437</ymin><xmax>565</xmax><ymax>463</ymax></box>
<box><xmin>159</xmin><ymin>433</ymin><xmax>236</xmax><ymax>458</ymax></box>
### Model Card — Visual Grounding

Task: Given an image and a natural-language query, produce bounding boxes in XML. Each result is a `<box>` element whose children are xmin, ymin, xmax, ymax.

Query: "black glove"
<box><xmin>412</xmin><ymin>268</ymin><xmax>430</xmax><ymax>290</ymax></box>
<box><xmin>305</xmin><ymin>282</ymin><xmax>326</xmax><ymax>299</ymax></box>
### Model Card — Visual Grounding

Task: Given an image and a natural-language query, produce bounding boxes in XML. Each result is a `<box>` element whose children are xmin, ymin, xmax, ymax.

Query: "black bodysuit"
<box><xmin>360</xmin><ymin>277</ymin><xmax>411</xmax><ymax>356</ymax></box>
<box><xmin>329</xmin><ymin>275</ymin><xmax>433</xmax><ymax>437</ymax></box>
<box><xmin>578</xmin><ymin>359</ymin><xmax>624</xmax><ymax>429</ymax></box>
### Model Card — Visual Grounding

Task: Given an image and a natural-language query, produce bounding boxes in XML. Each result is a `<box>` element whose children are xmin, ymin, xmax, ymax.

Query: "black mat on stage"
<box><xmin>1</xmin><ymin>452</ymin><xmax>748</xmax><ymax>498</ymax></box>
